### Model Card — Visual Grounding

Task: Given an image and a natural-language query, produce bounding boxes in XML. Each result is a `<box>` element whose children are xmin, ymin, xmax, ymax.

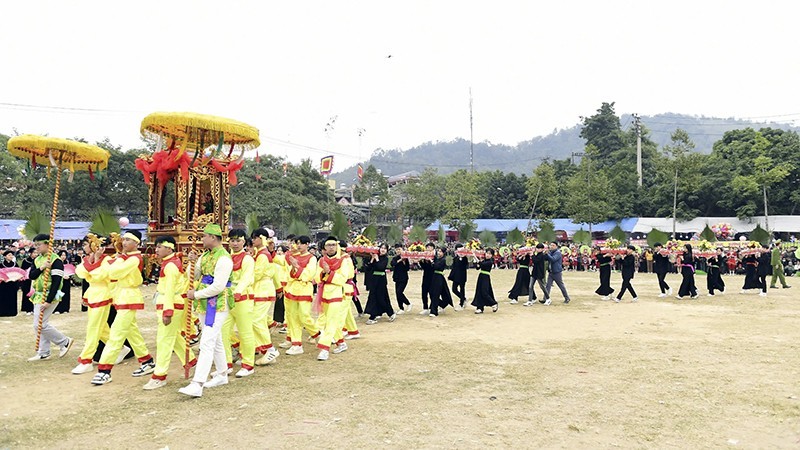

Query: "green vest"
<box><xmin>194</xmin><ymin>246</ymin><xmax>234</xmax><ymax>312</ymax></box>
<box><xmin>32</xmin><ymin>253</ymin><xmax>63</xmax><ymax>304</ymax></box>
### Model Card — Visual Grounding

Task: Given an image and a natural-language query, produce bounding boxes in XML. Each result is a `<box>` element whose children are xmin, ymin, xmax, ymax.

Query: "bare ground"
<box><xmin>1</xmin><ymin>270</ymin><xmax>799</xmax><ymax>449</ymax></box>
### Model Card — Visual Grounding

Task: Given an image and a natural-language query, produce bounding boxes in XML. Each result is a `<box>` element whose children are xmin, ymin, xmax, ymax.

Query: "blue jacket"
<box><xmin>545</xmin><ymin>250</ymin><xmax>563</xmax><ymax>273</ymax></box>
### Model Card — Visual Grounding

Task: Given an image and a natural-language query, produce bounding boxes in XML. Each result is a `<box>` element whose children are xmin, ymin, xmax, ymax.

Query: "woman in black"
<box><xmin>471</xmin><ymin>248</ymin><xmax>498</xmax><ymax>314</ymax></box>
<box><xmin>418</xmin><ymin>242</ymin><xmax>436</xmax><ymax>314</ymax></box>
<box><xmin>19</xmin><ymin>251</ymin><xmax>34</xmax><ymax>315</ymax></box>
<box><xmin>54</xmin><ymin>250</ymin><xmax>71</xmax><ymax>314</ymax></box>
<box><xmin>364</xmin><ymin>244</ymin><xmax>395</xmax><ymax>324</ymax></box>
<box><xmin>705</xmin><ymin>248</ymin><xmax>726</xmax><ymax>296</ymax></box>
<box><xmin>614</xmin><ymin>246</ymin><xmax>637</xmax><ymax>302</ymax></box>
<box><xmin>428</xmin><ymin>246</ymin><xmax>454</xmax><ymax>317</ymax></box>
<box><xmin>756</xmin><ymin>244</ymin><xmax>772</xmax><ymax>297</ymax></box>
<box><xmin>448</xmin><ymin>244</ymin><xmax>468</xmax><ymax>309</ymax></box>
<box><xmin>594</xmin><ymin>247</ymin><xmax>615</xmax><ymax>300</ymax></box>
<box><xmin>676</xmin><ymin>244</ymin><xmax>698</xmax><ymax>299</ymax></box>
<box><xmin>390</xmin><ymin>244</ymin><xmax>411</xmax><ymax>312</ymax></box>
<box><xmin>507</xmin><ymin>252</ymin><xmax>531</xmax><ymax>303</ymax></box>
<box><xmin>0</xmin><ymin>250</ymin><xmax>19</xmax><ymax>317</ymax></box>
<box><xmin>740</xmin><ymin>247</ymin><xmax>761</xmax><ymax>293</ymax></box>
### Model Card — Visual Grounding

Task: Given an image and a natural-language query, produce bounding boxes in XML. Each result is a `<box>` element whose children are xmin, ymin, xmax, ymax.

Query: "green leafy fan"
<box><xmin>89</xmin><ymin>210</ymin><xmax>121</xmax><ymax>237</ymax></box>
<box><xmin>23</xmin><ymin>211</ymin><xmax>50</xmax><ymax>239</ymax></box>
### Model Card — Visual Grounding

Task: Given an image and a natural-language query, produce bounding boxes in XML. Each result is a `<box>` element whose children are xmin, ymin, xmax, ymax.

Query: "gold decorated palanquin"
<box><xmin>135</xmin><ymin>112</ymin><xmax>259</xmax><ymax>251</ymax></box>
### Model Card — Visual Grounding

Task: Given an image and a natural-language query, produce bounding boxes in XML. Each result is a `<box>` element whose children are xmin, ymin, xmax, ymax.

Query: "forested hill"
<box><xmin>331</xmin><ymin>113</ymin><xmax>800</xmax><ymax>184</ymax></box>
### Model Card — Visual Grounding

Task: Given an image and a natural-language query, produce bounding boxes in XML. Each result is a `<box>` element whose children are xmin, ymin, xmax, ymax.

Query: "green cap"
<box><xmin>203</xmin><ymin>223</ymin><xmax>223</xmax><ymax>237</ymax></box>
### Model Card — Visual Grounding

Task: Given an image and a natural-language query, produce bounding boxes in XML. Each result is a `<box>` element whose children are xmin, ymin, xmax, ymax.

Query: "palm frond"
<box><xmin>89</xmin><ymin>210</ymin><xmax>121</xmax><ymax>237</ymax></box>
<box><xmin>245</xmin><ymin>212</ymin><xmax>260</xmax><ymax>236</ymax></box>
<box><xmin>24</xmin><ymin>211</ymin><xmax>50</xmax><ymax>239</ymax></box>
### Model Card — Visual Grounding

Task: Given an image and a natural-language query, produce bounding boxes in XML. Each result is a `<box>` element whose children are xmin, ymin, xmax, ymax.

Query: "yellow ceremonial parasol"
<box><xmin>7</xmin><ymin>135</ymin><xmax>110</xmax><ymax>352</ymax></box>
<box><xmin>139</xmin><ymin>111</ymin><xmax>259</xmax><ymax>378</ymax></box>
<box><xmin>141</xmin><ymin>111</ymin><xmax>260</xmax><ymax>155</ymax></box>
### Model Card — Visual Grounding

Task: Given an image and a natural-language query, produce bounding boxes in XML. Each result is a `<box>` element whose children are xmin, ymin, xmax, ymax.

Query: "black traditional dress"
<box><xmin>0</xmin><ymin>259</ymin><xmax>19</xmax><ymax>316</ymax></box>
<box><xmin>428</xmin><ymin>256</ymin><xmax>454</xmax><ymax>315</ymax></box>
<box><xmin>507</xmin><ymin>254</ymin><xmax>531</xmax><ymax>300</ymax></box>
<box><xmin>677</xmin><ymin>253</ymin><xmax>698</xmax><ymax>298</ymax></box>
<box><xmin>364</xmin><ymin>255</ymin><xmax>394</xmax><ymax>320</ymax></box>
<box><xmin>20</xmin><ymin>256</ymin><xmax>34</xmax><ymax>313</ymax></box>
<box><xmin>594</xmin><ymin>253</ymin><xmax>615</xmax><ymax>296</ymax></box>
<box><xmin>706</xmin><ymin>255</ymin><xmax>726</xmax><ymax>295</ymax></box>
<box><xmin>471</xmin><ymin>258</ymin><xmax>497</xmax><ymax>312</ymax></box>
<box><xmin>741</xmin><ymin>254</ymin><xmax>761</xmax><ymax>290</ymax></box>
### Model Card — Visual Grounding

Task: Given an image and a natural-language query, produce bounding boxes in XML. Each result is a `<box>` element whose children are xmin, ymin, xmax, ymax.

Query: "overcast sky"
<box><xmin>2</xmin><ymin>1</ymin><xmax>799</xmax><ymax>171</ymax></box>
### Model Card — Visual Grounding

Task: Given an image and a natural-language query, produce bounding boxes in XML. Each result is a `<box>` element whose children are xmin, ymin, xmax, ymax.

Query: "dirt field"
<box><xmin>2</xmin><ymin>269</ymin><xmax>799</xmax><ymax>449</ymax></box>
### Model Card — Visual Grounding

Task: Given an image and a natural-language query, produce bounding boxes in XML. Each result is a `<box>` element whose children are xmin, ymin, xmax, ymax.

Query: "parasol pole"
<box><xmin>35</xmin><ymin>158</ymin><xmax>62</xmax><ymax>352</ymax></box>
<box><xmin>184</xmin><ymin>174</ymin><xmax>203</xmax><ymax>379</ymax></box>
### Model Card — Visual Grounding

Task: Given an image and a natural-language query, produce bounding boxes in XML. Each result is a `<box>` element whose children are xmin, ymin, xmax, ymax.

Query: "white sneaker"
<box><xmin>178</xmin><ymin>382</ymin><xmax>203</xmax><ymax>397</ymax></box>
<box><xmin>365</xmin><ymin>319</ymin><xmax>378</xmax><ymax>325</ymax></box>
<box><xmin>307</xmin><ymin>334</ymin><xmax>318</xmax><ymax>344</ymax></box>
<box><xmin>59</xmin><ymin>338</ymin><xmax>75</xmax><ymax>358</ymax></box>
<box><xmin>255</xmin><ymin>349</ymin><xmax>279</xmax><ymax>365</ymax></box>
<box><xmin>344</xmin><ymin>332</ymin><xmax>361</xmax><ymax>340</ymax></box>
<box><xmin>418</xmin><ymin>309</ymin><xmax>430</xmax><ymax>315</ymax></box>
<box><xmin>740</xmin><ymin>289</ymin><xmax>746</xmax><ymax>294</ymax></box>
<box><xmin>278</xmin><ymin>341</ymin><xmax>292</xmax><ymax>349</ymax></box>
<box><xmin>132</xmin><ymin>361</ymin><xmax>156</xmax><ymax>377</ymax></box>
<box><xmin>115</xmin><ymin>346</ymin><xmax>131</xmax><ymax>365</ymax></box>
<box><xmin>389</xmin><ymin>313</ymin><xmax>397</xmax><ymax>322</ymax></box>
<box><xmin>405</xmin><ymin>303</ymin><xmax>413</xmax><ymax>312</ymax></box>
<box><xmin>235</xmin><ymin>368</ymin><xmax>254</xmax><ymax>378</ymax></box>
<box><xmin>143</xmin><ymin>378</ymin><xmax>166</xmax><ymax>390</ymax></box>
<box><xmin>226</xmin><ymin>367</ymin><xmax>233</xmax><ymax>375</ymax></box>
<box><xmin>455</xmin><ymin>305</ymin><xmax>463</xmax><ymax>311</ymax></box>
<box><xmin>690</xmin><ymin>295</ymin><xmax>698</xmax><ymax>299</ymax></box>
<box><xmin>91</xmin><ymin>372</ymin><xmax>112</xmax><ymax>385</ymax></box>
<box><xmin>675</xmin><ymin>296</ymin><xmax>684</xmax><ymax>300</ymax></box>
<box><xmin>759</xmin><ymin>292</ymin><xmax>767</xmax><ymax>297</ymax></box>
<box><xmin>317</xmin><ymin>350</ymin><xmax>329</xmax><ymax>361</ymax></box>
<box><xmin>285</xmin><ymin>345</ymin><xmax>304</xmax><ymax>355</ymax></box>
<box><xmin>28</xmin><ymin>353</ymin><xmax>51</xmax><ymax>362</ymax></box>
<box><xmin>631</xmin><ymin>297</ymin><xmax>638</xmax><ymax>302</ymax></box>
<box><xmin>204</xmin><ymin>374</ymin><xmax>228</xmax><ymax>388</ymax></box>
<box><xmin>543</xmin><ymin>299</ymin><xmax>552</xmax><ymax>306</ymax></box>
<box><xmin>474</xmin><ymin>309</ymin><xmax>484</xmax><ymax>314</ymax></box>
<box><xmin>429</xmin><ymin>313</ymin><xmax>436</xmax><ymax>317</ymax></box>
<box><xmin>509</xmin><ymin>299</ymin><xmax>518</xmax><ymax>304</ymax></box>
<box><xmin>396</xmin><ymin>310</ymin><xmax>405</xmax><ymax>315</ymax></box>
<box><xmin>523</xmin><ymin>301</ymin><xmax>533</xmax><ymax>307</ymax></box>
<box><xmin>668</xmin><ymin>288</ymin><xmax>673</xmax><ymax>295</ymax></box>
<box><xmin>492</xmin><ymin>304</ymin><xmax>499</xmax><ymax>312</ymax></box>
<box><xmin>707</xmin><ymin>294</ymin><xmax>714</xmax><ymax>297</ymax></box>
<box><xmin>333</xmin><ymin>342</ymin><xmax>348</xmax><ymax>354</ymax></box>
<box><xmin>612</xmin><ymin>297</ymin><xmax>621</xmax><ymax>303</ymax></box>
<box><xmin>71</xmin><ymin>363</ymin><xmax>94</xmax><ymax>374</ymax></box>
<box><xmin>657</xmin><ymin>293</ymin><xmax>667</xmax><ymax>298</ymax></box>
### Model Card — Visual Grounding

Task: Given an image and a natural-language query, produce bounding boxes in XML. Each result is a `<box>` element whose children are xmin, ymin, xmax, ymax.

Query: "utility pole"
<box><xmin>634</xmin><ymin>113</ymin><xmax>642</xmax><ymax>186</ymax></box>
<box><xmin>763</xmin><ymin>168</ymin><xmax>770</xmax><ymax>234</ymax></box>
<box><xmin>469</xmin><ymin>87</ymin><xmax>474</xmax><ymax>174</ymax></box>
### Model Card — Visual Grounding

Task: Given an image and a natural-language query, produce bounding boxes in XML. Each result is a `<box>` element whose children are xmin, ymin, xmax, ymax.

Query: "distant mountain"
<box><xmin>330</xmin><ymin>113</ymin><xmax>800</xmax><ymax>186</ymax></box>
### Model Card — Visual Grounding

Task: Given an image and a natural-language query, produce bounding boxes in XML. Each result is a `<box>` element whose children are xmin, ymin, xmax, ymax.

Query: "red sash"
<box><xmin>120</xmin><ymin>252</ymin><xmax>144</xmax><ymax>272</ymax></box>
<box><xmin>257</xmin><ymin>247</ymin><xmax>273</xmax><ymax>263</ymax></box>
<box><xmin>231</xmin><ymin>251</ymin><xmax>247</xmax><ymax>271</ymax></box>
<box><xmin>159</xmin><ymin>255</ymin><xmax>183</xmax><ymax>277</ymax></box>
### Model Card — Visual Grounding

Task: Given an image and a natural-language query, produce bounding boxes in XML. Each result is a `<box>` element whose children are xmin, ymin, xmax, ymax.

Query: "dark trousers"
<box><xmin>394</xmin><ymin>278</ymin><xmax>410</xmax><ymax>310</ymax></box>
<box><xmin>656</xmin><ymin>271</ymin><xmax>670</xmax><ymax>293</ymax></box>
<box><xmin>617</xmin><ymin>277</ymin><xmax>637</xmax><ymax>299</ymax></box>
<box><xmin>452</xmin><ymin>281</ymin><xmax>466</xmax><ymax>306</ymax></box>
<box><xmin>759</xmin><ymin>275</ymin><xmax>768</xmax><ymax>293</ymax></box>
<box><xmin>421</xmin><ymin>277</ymin><xmax>432</xmax><ymax>309</ymax></box>
<box><xmin>274</xmin><ymin>293</ymin><xmax>285</xmax><ymax>324</ymax></box>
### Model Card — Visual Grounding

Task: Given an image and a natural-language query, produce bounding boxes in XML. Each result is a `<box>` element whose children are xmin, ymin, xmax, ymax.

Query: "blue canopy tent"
<box><xmin>0</xmin><ymin>219</ymin><xmax>148</xmax><ymax>241</ymax></box>
<box><xmin>426</xmin><ymin>218</ymin><xmax>639</xmax><ymax>235</ymax></box>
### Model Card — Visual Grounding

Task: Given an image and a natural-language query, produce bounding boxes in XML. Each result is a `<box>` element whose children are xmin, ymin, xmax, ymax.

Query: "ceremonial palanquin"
<box><xmin>135</xmin><ymin>112</ymin><xmax>260</xmax><ymax>251</ymax></box>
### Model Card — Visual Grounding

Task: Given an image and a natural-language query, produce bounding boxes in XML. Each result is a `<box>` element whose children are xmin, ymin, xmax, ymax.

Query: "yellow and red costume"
<box><xmin>285</xmin><ymin>251</ymin><xmax>320</xmax><ymax>347</ymax></box>
<box><xmin>314</xmin><ymin>250</ymin><xmax>354</xmax><ymax>351</ymax></box>
<box><xmin>152</xmin><ymin>254</ymin><xmax>196</xmax><ymax>381</ymax></box>
<box><xmin>252</xmin><ymin>246</ymin><xmax>277</xmax><ymax>354</ymax></box>
<box><xmin>223</xmin><ymin>249</ymin><xmax>256</xmax><ymax>370</ymax></box>
<box><xmin>74</xmin><ymin>254</ymin><xmax>112</xmax><ymax>365</ymax></box>
<box><xmin>96</xmin><ymin>251</ymin><xmax>152</xmax><ymax>371</ymax></box>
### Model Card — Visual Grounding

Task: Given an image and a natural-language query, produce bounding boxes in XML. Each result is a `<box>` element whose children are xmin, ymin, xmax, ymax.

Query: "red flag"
<box><xmin>320</xmin><ymin>155</ymin><xmax>334</xmax><ymax>175</ymax></box>
<box><xmin>357</xmin><ymin>163</ymin><xmax>364</xmax><ymax>181</ymax></box>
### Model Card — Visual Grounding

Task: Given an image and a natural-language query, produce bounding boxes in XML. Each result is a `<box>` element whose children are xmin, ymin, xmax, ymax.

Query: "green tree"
<box><xmin>526</xmin><ymin>162</ymin><xmax>560</xmax><ymax>217</ymax></box>
<box><xmin>579</xmin><ymin>102</ymin><xmax>625</xmax><ymax>166</ymax></box>
<box><xmin>443</xmin><ymin>170</ymin><xmax>482</xmax><ymax>225</ymax></box>
<box><xmin>400</xmin><ymin>168</ymin><xmax>446</xmax><ymax>225</ymax></box>
<box><xmin>353</xmin><ymin>165</ymin><xmax>390</xmax><ymax>221</ymax></box>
